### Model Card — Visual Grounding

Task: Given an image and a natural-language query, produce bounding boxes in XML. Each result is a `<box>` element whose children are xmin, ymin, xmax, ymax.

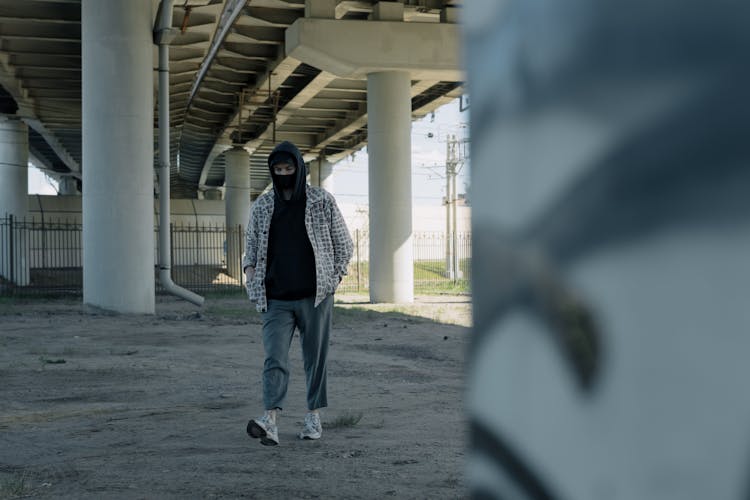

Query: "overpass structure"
<box><xmin>0</xmin><ymin>0</ymin><xmax>463</xmax><ymax>313</ymax></box>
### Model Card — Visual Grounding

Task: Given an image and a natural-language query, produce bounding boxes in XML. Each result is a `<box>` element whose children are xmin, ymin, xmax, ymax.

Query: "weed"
<box><xmin>0</xmin><ymin>471</ymin><xmax>30</xmax><ymax>498</ymax></box>
<box><xmin>333</xmin><ymin>306</ymin><xmax>381</xmax><ymax>322</ymax></box>
<box><xmin>204</xmin><ymin>306</ymin><xmax>252</xmax><ymax>318</ymax></box>
<box><xmin>324</xmin><ymin>411</ymin><xmax>363</xmax><ymax>429</ymax></box>
<box><xmin>38</xmin><ymin>356</ymin><xmax>66</xmax><ymax>365</ymax></box>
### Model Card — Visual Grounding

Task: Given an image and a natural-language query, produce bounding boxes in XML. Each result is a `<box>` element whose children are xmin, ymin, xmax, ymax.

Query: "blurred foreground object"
<box><xmin>464</xmin><ymin>0</ymin><xmax>750</xmax><ymax>498</ymax></box>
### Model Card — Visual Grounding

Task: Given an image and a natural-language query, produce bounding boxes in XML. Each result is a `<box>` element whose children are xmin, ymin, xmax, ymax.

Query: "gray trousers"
<box><xmin>261</xmin><ymin>294</ymin><xmax>333</xmax><ymax>411</ymax></box>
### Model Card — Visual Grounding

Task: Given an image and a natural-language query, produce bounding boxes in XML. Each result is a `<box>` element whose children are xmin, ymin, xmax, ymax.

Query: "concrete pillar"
<box><xmin>202</xmin><ymin>188</ymin><xmax>222</xmax><ymax>201</ymax></box>
<box><xmin>372</xmin><ymin>2</ymin><xmax>404</xmax><ymax>21</ymax></box>
<box><xmin>308</xmin><ymin>160</ymin><xmax>319</xmax><ymax>187</ymax></box>
<box><xmin>320</xmin><ymin>158</ymin><xmax>334</xmax><ymax>194</ymax></box>
<box><xmin>224</xmin><ymin>148</ymin><xmax>251</xmax><ymax>280</ymax></box>
<box><xmin>309</xmin><ymin>157</ymin><xmax>334</xmax><ymax>193</ymax></box>
<box><xmin>0</xmin><ymin>118</ymin><xmax>28</xmax><ymax>219</ymax></box>
<box><xmin>305</xmin><ymin>0</ymin><xmax>335</xmax><ymax>18</ymax></box>
<box><xmin>0</xmin><ymin>117</ymin><xmax>29</xmax><ymax>285</ymax></box>
<box><xmin>82</xmin><ymin>0</ymin><xmax>154</xmax><ymax>313</ymax></box>
<box><xmin>58</xmin><ymin>176</ymin><xmax>79</xmax><ymax>195</ymax></box>
<box><xmin>367</xmin><ymin>70</ymin><xmax>413</xmax><ymax>303</ymax></box>
<box><xmin>465</xmin><ymin>1</ymin><xmax>750</xmax><ymax>498</ymax></box>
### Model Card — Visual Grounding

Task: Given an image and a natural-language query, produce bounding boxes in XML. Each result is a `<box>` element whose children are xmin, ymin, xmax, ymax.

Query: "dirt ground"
<box><xmin>0</xmin><ymin>293</ymin><xmax>471</xmax><ymax>499</ymax></box>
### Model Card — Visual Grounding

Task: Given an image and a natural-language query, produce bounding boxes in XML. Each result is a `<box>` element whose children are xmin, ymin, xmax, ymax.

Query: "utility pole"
<box><xmin>445</xmin><ymin>135</ymin><xmax>457</xmax><ymax>279</ymax></box>
<box><xmin>443</xmin><ymin>134</ymin><xmax>468</xmax><ymax>280</ymax></box>
<box><xmin>445</xmin><ymin>134</ymin><xmax>468</xmax><ymax>280</ymax></box>
<box><xmin>422</xmin><ymin>130</ymin><xmax>468</xmax><ymax>281</ymax></box>
<box><xmin>451</xmin><ymin>142</ymin><xmax>460</xmax><ymax>280</ymax></box>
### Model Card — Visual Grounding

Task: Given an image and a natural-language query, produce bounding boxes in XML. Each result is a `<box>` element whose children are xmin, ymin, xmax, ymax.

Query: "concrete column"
<box><xmin>82</xmin><ymin>0</ymin><xmax>154</xmax><ymax>313</ymax></box>
<box><xmin>202</xmin><ymin>188</ymin><xmax>222</xmax><ymax>201</ymax></box>
<box><xmin>465</xmin><ymin>1</ymin><xmax>750</xmax><ymax>498</ymax></box>
<box><xmin>305</xmin><ymin>0</ymin><xmax>335</xmax><ymax>18</ymax></box>
<box><xmin>0</xmin><ymin>118</ymin><xmax>28</xmax><ymax>219</ymax></box>
<box><xmin>58</xmin><ymin>176</ymin><xmax>80</xmax><ymax>196</ymax></box>
<box><xmin>308</xmin><ymin>157</ymin><xmax>334</xmax><ymax>193</ymax></box>
<box><xmin>224</xmin><ymin>147</ymin><xmax>251</xmax><ymax>280</ymax></box>
<box><xmin>320</xmin><ymin>158</ymin><xmax>334</xmax><ymax>194</ymax></box>
<box><xmin>372</xmin><ymin>1</ymin><xmax>404</xmax><ymax>21</ymax></box>
<box><xmin>367</xmin><ymin>70</ymin><xmax>413</xmax><ymax>303</ymax></box>
<box><xmin>0</xmin><ymin>117</ymin><xmax>29</xmax><ymax>285</ymax></box>
<box><xmin>58</xmin><ymin>176</ymin><xmax>79</xmax><ymax>195</ymax></box>
<box><xmin>308</xmin><ymin>159</ymin><xmax>319</xmax><ymax>187</ymax></box>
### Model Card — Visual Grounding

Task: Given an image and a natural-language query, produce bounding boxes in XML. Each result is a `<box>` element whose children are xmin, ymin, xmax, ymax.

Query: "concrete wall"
<box><xmin>25</xmin><ymin>195</ymin><xmax>225</xmax><ymax>227</ymax></box>
<box><xmin>25</xmin><ymin>196</ymin><xmax>470</xmax><ymax>233</ymax></box>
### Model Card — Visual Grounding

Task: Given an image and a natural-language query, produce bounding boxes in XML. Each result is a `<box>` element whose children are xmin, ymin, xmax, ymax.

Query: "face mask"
<box><xmin>277</xmin><ymin>174</ymin><xmax>294</xmax><ymax>189</ymax></box>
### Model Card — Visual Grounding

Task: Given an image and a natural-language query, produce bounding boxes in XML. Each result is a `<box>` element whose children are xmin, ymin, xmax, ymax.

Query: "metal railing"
<box><xmin>1</xmin><ymin>215</ymin><xmax>82</xmax><ymax>294</ymax></box>
<box><xmin>337</xmin><ymin>230</ymin><xmax>472</xmax><ymax>293</ymax></box>
<box><xmin>0</xmin><ymin>216</ymin><xmax>471</xmax><ymax>297</ymax></box>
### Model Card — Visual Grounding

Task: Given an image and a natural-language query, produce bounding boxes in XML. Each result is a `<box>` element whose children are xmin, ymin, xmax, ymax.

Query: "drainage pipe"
<box><xmin>155</xmin><ymin>0</ymin><xmax>204</xmax><ymax>306</ymax></box>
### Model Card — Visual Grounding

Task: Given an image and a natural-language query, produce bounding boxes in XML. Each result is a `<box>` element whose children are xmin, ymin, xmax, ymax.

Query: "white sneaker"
<box><xmin>247</xmin><ymin>413</ymin><xmax>279</xmax><ymax>446</ymax></box>
<box><xmin>299</xmin><ymin>412</ymin><xmax>322</xmax><ymax>440</ymax></box>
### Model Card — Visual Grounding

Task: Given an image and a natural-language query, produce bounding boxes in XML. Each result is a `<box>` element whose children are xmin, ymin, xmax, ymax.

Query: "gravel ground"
<box><xmin>0</xmin><ymin>293</ymin><xmax>470</xmax><ymax>499</ymax></box>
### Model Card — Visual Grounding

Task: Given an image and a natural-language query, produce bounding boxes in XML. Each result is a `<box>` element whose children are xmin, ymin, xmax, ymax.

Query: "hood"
<box><xmin>268</xmin><ymin>141</ymin><xmax>307</xmax><ymax>203</ymax></box>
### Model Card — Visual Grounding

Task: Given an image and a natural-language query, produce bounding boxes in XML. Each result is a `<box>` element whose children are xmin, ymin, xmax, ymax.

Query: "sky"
<box><xmin>332</xmin><ymin>99</ymin><xmax>470</xmax><ymax>207</ymax></box>
<box><xmin>28</xmin><ymin>162</ymin><xmax>58</xmax><ymax>195</ymax></box>
<box><xmin>28</xmin><ymin>98</ymin><xmax>470</xmax><ymax>205</ymax></box>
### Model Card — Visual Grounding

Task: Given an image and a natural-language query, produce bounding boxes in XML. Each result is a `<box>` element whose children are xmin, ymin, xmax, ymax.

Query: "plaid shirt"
<box><xmin>243</xmin><ymin>185</ymin><xmax>353</xmax><ymax>312</ymax></box>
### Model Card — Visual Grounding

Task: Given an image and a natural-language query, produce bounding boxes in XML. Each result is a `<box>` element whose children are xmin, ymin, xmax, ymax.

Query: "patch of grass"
<box><xmin>415</xmin><ymin>281</ymin><xmax>470</xmax><ymax>295</ymax></box>
<box><xmin>0</xmin><ymin>471</ymin><xmax>30</xmax><ymax>498</ymax></box>
<box><xmin>204</xmin><ymin>305</ymin><xmax>253</xmax><ymax>318</ymax></box>
<box><xmin>332</xmin><ymin>306</ymin><xmax>382</xmax><ymax>322</ymax></box>
<box><xmin>339</xmin><ymin>258</ymin><xmax>472</xmax><ymax>295</ymax></box>
<box><xmin>203</xmin><ymin>306</ymin><xmax>262</xmax><ymax>326</ymax></box>
<box><xmin>324</xmin><ymin>412</ymin><xmax>363</xmax><ymax>429</ymax></box>
<box><xmin>39</xmin><ymin>356</ymin><xmax>66</xmax><ymax>365</ymax></box>
<box><xmin>199</xmin><ymin>288</ymin><xmax>246</xmax><ymax>299</ymax></box>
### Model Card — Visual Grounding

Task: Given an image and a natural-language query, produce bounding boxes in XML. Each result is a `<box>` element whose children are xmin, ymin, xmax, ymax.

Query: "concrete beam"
<box><xmin>311</xmin><ymin>80</ymin><xmax>442</xmax><ymax>159</ymax></box>
<box><xmin>372</xmin><ymin>2</ymin><xmax>404</xmax><ymax>21</ymax></box>
<box><xmin>286</xmin><ymin>18</ymin><xmax>462</xmax><ymax>80</ymax></box>
<box><xmin>244</xmin><ymin>67</ymin><xmax>336</xmax><ymax>153</ymax></box>
<box><xmin>198</xmin><ymin>56</ymin><xmax>297</xmax><ymax>186</ymax></box>
<box><xmin>0</xmin><ymin>53</ymin><xmax>81</xmax><ymax>175</ymax></box>
<box><xmin>305</xmin><ymin>0</ymin><xmax>335</xmax><ymax>19</ymax></box>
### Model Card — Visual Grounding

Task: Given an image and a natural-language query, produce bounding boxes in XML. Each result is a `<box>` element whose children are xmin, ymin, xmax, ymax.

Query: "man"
<box><xmin>243</xmin><ymin>141</ymin><xmax>353</xmax><ymax>446</ymax></box>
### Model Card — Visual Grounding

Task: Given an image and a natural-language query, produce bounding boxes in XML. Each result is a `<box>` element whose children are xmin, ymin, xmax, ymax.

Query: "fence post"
<box><xmin>40</xmin><ymin>215</ymin><xmax>46</xmax><ymax>269</ymax></box>
<box><xmin>194</xmin><ymin>222</ymin><xmax>199</xmax><ymax>267</ymax></box>
<box><xmin>237</xmin><ymin>224</ymin><xmax>243</xmax><ymax>290</ymax></box>
<box><xmin>356</xmin><ymin>229</ymin><xmax>361</xmax><ymax>292</ymax></box>
<box><xmin>169</xmin><ymin>223</ymin><xmax>175</xmax><ymax>285</ymax></box>
<box><xmin>8</xmin><ymin>214</ymin><xmax>14</xmax><ymax>285</ymax></box>
<box><xmin>453</xmin><ymin>229</ymin><xmax>459</xmax><ymax>284</ymax></box>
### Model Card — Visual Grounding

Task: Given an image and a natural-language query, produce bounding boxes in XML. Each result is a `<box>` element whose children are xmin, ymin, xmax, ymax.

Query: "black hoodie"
<box><xmin>269</xmin><ymin>141</ymin><xmax>308</xmax><ymax>204</ymax></box>
<box><xmin>264</xmin><ymin>141</ymin><xmax>316</xmax><ymax>300</ymax></box>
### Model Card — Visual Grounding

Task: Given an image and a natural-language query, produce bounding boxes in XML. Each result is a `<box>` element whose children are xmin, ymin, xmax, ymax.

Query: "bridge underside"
<box><xmin>0</xmin><ymin>0</ymin><xmax>463</xmax><ymax>199</ymax></box>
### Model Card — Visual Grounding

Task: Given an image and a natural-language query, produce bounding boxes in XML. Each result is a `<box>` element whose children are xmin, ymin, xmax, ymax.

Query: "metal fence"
<box><xmin>0</xmin><ymin>216</ymin><xmax>471</xmax><ymax>297</ymax></box>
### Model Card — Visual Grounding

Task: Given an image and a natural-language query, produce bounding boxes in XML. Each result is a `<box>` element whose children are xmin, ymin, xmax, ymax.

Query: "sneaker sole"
<box><xmin>247</xmin><ymin>420</ymin><xmax>265</xmax><ymax>439</ymax></box>
<box><xmin>248</xmin><ymin>420</ymin><xmax>279</xmax><ymax>446</ymax></box>
<box><xmin>299</xmin><ymin>432</ymin><xmax>321</xmax><ymax>440</ymax></box>
<box><xmin>260</xmin><ymin>436</ymin><xmax>279</xmax><ymax>446</ymax></box>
